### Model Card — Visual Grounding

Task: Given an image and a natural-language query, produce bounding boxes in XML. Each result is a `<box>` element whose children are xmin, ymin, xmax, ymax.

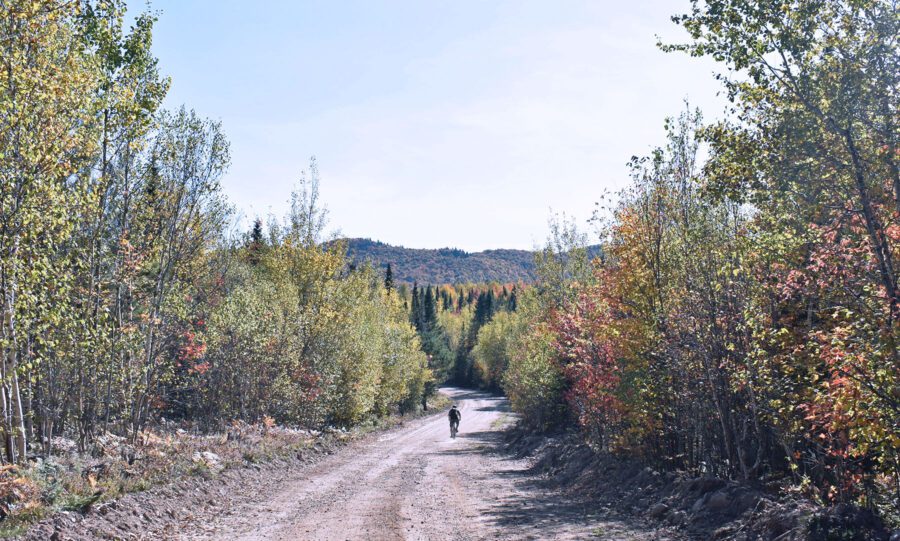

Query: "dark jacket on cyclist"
<box><xmin>449</xmin><ymin>406</ymin><xmax>461</xmax><ymax>424</ymax></box>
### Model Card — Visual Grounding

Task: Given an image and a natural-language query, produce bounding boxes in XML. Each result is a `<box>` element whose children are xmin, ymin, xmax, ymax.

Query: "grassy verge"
<box><xmin>0</xmin><ymin>394</ymin><xmax>451</xmax><ymax>537</ymax></box>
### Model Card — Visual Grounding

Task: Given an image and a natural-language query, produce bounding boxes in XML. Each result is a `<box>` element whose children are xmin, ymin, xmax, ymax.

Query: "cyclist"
<box><xmin>448</xmin><ymin>405</ymin><xmax>461</xmax><ymax>438</ymax></box>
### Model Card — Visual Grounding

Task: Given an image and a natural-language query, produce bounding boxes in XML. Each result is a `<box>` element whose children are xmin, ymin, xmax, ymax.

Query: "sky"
<box><xmin>131</xmin><ymin>0</ymin><xmax>729</xmax><ymax>251</ymax></box>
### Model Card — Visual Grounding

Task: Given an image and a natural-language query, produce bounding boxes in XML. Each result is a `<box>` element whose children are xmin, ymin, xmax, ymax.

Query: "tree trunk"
<box><xmin>844</xmin><ymin>129</ymin><xmax>899</xmax><ymax>323</ymax></box>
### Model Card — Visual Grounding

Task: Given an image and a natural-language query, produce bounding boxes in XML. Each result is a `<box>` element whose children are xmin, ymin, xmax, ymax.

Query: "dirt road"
<box><xmin>180</xmin><ymin>388</ymin><xmax>675</xmax><ymax>540</ymax></box>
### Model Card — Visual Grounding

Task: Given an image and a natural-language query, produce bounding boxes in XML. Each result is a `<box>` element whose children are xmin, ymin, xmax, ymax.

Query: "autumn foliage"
<box><xmin>475</xmin><ymin>0</ymin><xmax>899</xmax><ymax>517</ymax></box>
<box><xmin>0</xmin><ymin>0</ymin><xmax>431</xmax><ymax>470</ymax></box>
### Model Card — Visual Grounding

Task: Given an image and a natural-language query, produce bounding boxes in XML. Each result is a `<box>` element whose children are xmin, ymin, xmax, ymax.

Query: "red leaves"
<box><xmin>178</xmin><ymin>329</ymin><xmax>209</xmax><ymax>374</ymax></box>
<box><xmin>548</xmin><ymin>280</ymin><xmax>626</xmax><ymax>439</ymax></box>
<box><xmin>190</xmin><ymin>362</ymin><xmax>210</xmax><ymax>375</ymax></box>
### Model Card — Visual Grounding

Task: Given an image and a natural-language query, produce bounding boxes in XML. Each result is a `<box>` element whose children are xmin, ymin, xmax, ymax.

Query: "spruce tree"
<box><xmin>247</xmin><ymin>218</ymin><xmax>265</xmax><ymax>266</ymax></box>
<box><xmin>454</xmin><ymin>321</ymin><xmax>470</xmax><ymax>385</ymax></box>
<box><xmin>423</xmin><ymin>285</ymin><xmax>437</xmax><ymax>330</ymax></box>
<box><xmin>410</xmin><ymin>283</ymin><xmax>421</xmax><ymax>330</ymax></box>
<box><xmin>474</xmin><ymin>291</ymin><xmax>492</xmax><ymax>326</ymax></box>
<box><xmin>384</xmin><ymin>263</ymin><xmax>394</xmax><ymax>294</ymax></box>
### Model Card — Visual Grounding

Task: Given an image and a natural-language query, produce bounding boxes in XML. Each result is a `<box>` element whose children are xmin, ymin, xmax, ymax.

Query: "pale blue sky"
<box><xmin>133</xmin><ymin>1</ymin><xmax>727</xmax><ymax>251</ymax></box>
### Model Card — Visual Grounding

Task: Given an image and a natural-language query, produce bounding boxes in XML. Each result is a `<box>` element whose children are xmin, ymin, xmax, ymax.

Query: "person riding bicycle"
<box><xmin>448</xmin><ymin>405</ymin><xmax>461</xmax><ymax>438</ymax></box>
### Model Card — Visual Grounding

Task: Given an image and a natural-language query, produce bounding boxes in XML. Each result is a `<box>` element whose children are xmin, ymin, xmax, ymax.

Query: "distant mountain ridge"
<box><xmin>341</xmin><ymin>238</ymin><xmax>537</xmax><ymax>285</ymax></box>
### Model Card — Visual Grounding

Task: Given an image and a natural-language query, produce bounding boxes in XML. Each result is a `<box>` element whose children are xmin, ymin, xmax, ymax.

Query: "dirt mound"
<box><xmin>503</xmin><ymin>426</ymin><xmax>895</xmax><ymax>541</ymax></box>
<box><xmin>806</xmin><ymin>504</ymin><xmax>893</xmax><ymax>541</ymax></box>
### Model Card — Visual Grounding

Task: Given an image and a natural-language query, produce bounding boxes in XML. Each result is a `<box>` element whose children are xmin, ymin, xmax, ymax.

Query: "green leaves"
<box><xmin>665</xmin><ymin>0</ymin><xmax>900</xmax><ymax>507</ymax></box>
<box><xmin>0</xmin><ymin>1</ymin><xmax>433</xmax><ymax>468</ymax></box>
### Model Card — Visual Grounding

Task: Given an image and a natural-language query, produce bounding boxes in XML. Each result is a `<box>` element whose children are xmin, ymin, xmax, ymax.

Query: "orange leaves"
<box><xmin>178</xmin><ymin>326</ymin><xmax>209</xmax><ymax>376</ymax></box>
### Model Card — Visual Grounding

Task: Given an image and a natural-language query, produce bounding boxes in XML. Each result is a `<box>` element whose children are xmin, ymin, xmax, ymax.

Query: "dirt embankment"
<box><xmin>21</xmin><ymin>433</ymin><xmax>350</xmax><ymax>541</ymax></box>
<box><xmin>504</xmin><ymin>428</ymin><xmax>896</xmax><ymax>541</ymax></box>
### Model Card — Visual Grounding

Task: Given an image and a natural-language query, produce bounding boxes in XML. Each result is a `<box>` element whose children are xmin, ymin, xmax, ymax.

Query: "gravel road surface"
<box><xmin>179</xmin><ymin>388</ymin><xmax>674</xmax><ymax>540</ymax></box>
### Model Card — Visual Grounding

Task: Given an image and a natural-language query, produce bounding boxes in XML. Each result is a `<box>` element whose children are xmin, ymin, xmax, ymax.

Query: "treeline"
<box><xmin>471</xmin><ymin>0</ymin><xmax>899</xmax><ymax>516</ymax></box>
<box><xmin>395</xmin><ymin>282</ymin><xmax>520</xmax><ymax>386</ymax></box>
<box><xmin>0</xmin><ymin>1</ymin><xmax>430</xmax><ymax>463</ymax></box>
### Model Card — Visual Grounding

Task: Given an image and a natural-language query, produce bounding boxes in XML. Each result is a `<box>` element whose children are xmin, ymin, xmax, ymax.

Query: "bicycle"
<box><xmin>450</xmin><ymin>420</ymin><xmax>459</xmax><ymax>439</ymax></box>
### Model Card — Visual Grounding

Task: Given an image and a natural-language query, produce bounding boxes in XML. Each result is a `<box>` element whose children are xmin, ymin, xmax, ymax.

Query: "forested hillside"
<box><xmin>342</xmin><ymin>238</ymin><xmax>538</xmax><ymax>284</ymax></box>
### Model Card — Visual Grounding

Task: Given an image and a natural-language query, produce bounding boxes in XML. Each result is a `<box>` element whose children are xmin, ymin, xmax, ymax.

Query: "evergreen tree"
<box><xmin>384</xmin><ymin>263</ymin><xmax>394</xmax><ymax>294</ymax></box>
<box><xmin>247</xmin><ymin>218</ymin><xmax>265</xmax><ymax>266</ymax></box>
<box><xmin>410</xmin><ymin>283</ymin><xmax>421</xmax><ymax>331</ymax></box>
<box><xmin>473</xmin><ymin>291</ymin><xmax>495</xmax><ymax>327</ymax></box>
<box><xmin>423</xmin><ymin>285</ymin><xmax>437</xmax><ymax>330</ymax></box>
<box><xmin>454</xmin><ymin>321</ymin><xmax>471</xmax><ymax>385</ymax></box>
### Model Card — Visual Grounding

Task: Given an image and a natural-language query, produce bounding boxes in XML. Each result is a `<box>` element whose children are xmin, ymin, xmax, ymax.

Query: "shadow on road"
<box><xmin>473</xmin><ymin>404</ymin><xmax>507</xmax><ymax>412</ymax></box>
<box><xmin>442</xmin><ymin>388</ymin><xmax>511</xmax><ymax>413</ymax></box>
<box><xmin>435</xmin><ymin>394</ymin><xmax>674</xmax><ymax>540</ymax></box>
<box><xmin>440</xmin><ymin>387</ymin><xmax>491</xmax><ymax>403</ymax></box>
